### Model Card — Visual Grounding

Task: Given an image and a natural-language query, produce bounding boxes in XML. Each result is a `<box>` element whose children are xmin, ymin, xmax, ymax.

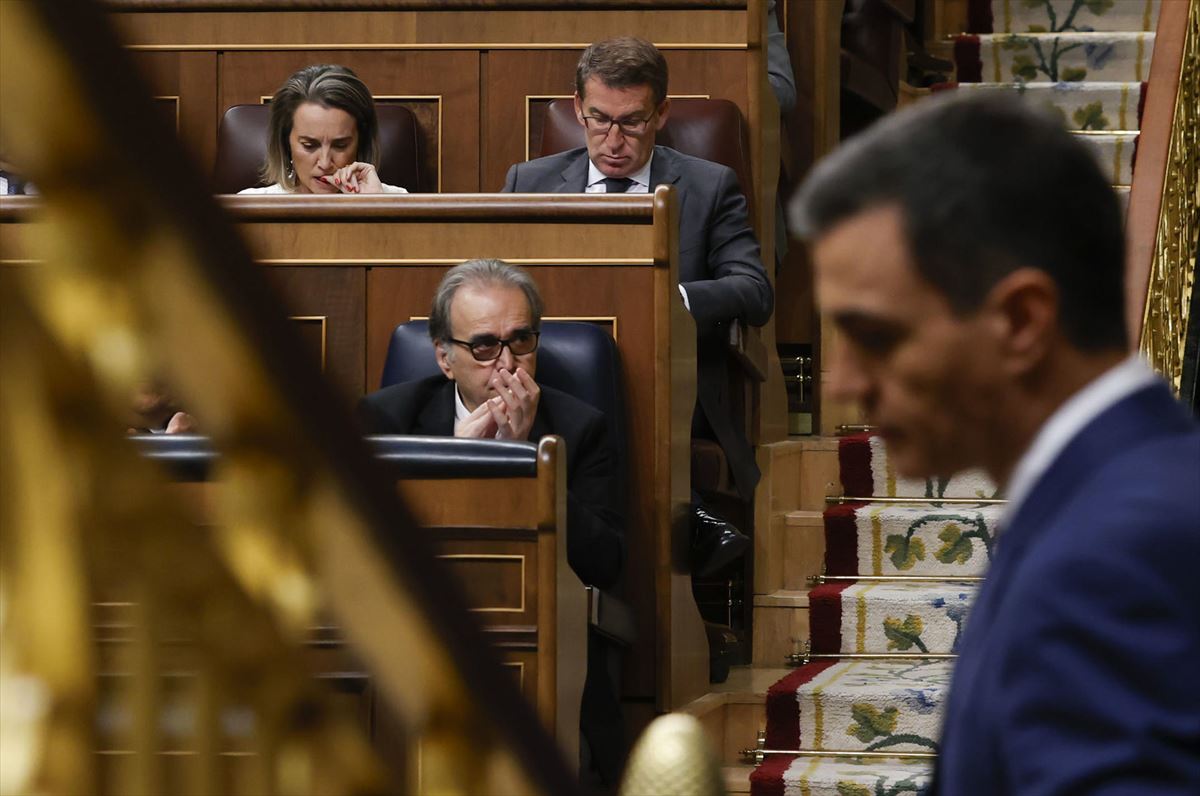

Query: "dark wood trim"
<box><xmin>2</xmin><ymin>195</ymin><xmax>659</xmax><ymax>223</ymax></box>
<box><xmin>104</xmin><ymin>0</ymin><xmax>744</xmax><ymax>10</ymax></box>
<box><xmin>219</xmin><ymin>194</ymin><xmax>657</xmax><ymax>221</ymax></box>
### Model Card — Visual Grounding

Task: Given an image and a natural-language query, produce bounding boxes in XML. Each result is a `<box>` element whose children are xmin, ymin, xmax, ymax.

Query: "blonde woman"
<box><xmin>241</xmin><ymin>64</ymin><xmax>408</xmax><ymax>195</ymax></box>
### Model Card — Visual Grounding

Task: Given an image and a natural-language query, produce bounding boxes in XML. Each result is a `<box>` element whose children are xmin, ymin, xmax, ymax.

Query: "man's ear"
<box><xmin>573</xmin><ymin>93</ymin><xmax>586</xmax><ymax>127</ymax></box>
<box><xmin>434</xmin><ymin>343</ymin><xmax>456</xmax><ymax>381</ymax></box>
<box><xmin>655</xmin><ymin>97</ymin><xmax>671</xmax><ymax>130</ymax></box>
<box><xmin>984</xmin><ymin>268</ymin><xmax>1060</xmax><ymax>375</ymax></box>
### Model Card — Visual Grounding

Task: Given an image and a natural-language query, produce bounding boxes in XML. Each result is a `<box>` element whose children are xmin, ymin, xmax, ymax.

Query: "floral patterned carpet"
<box><xmin>749</xmin><ymin>435</ymin><xmax>995</xmax><ymax>795</ymax></box>
<box><xmin>750</xmin><ymin>3</ymin><xmax>1160</xmax><ymax>790</ymax></box>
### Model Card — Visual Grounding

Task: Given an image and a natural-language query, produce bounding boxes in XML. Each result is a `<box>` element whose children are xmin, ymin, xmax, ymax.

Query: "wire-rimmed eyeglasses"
<box><xmin>448</xmin><ymin>330</ymin><xmax>540</xmax><ymax>362</ymax></box>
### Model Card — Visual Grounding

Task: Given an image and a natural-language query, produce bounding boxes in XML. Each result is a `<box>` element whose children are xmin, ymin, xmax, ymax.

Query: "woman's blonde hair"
<box><xmin>261</xmin><ymin>64</ymin><xmax>380</xmax><ymax>191</ymax></box>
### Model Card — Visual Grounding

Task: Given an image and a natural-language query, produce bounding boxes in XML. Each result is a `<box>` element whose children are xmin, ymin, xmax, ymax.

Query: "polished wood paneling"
<box><xmin>110</xmin><ymin>10</ymin><xmax>746</xmax><ymax>48</ymax></box>
<box><xmin>263</xmin><ymin>265</ymin><xmax>365</xmax><ymax>397</ymax></box>
<box><xmin>220</xmin><ymin>50</ymin><xmax>480</xmax><ymax>191</ymax></box>
<box><xmin>129</xmin><ymin>50</ymin><xmax>219</xmax><ymax>170</ymax></box>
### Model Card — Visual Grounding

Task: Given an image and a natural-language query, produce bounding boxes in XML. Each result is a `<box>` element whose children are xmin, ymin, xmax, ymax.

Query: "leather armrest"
<box><xmin>587</xmin><ymin>587</ymin><xmax>636</xmax><ymax>646</ymax></box>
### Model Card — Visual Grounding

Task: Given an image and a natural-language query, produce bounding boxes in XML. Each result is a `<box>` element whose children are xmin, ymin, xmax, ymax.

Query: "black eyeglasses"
<box><xmin>448</xmin><ymin>330</ymin><xmax>540</xmax><ymax>361</ymax></box>
<box><xmin>580</xmin><ymin>110</ymin><xmax>657</xmax><ymax>137</ymax></box>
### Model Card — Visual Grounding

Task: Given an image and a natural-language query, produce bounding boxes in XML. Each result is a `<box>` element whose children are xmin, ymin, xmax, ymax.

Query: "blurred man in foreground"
<box><xmin>792</xmin><ymin>92</ymin><xmax>1200</xmax><ymax>794</ymax></box>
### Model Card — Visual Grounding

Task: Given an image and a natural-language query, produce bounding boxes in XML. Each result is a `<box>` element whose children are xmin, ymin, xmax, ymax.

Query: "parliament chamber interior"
<box><xmin>1</xmin><ymin>0</ymin><xmax>1197</xmax><ymax>794</ymax></box>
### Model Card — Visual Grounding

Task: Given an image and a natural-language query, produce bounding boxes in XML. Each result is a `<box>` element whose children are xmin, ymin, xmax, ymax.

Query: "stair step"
<box><xmin>944</xmin><ymin>81</ymin><xmax>1145</xmax><ymax>131</ymax></box>
<box><xmin>751</xmin><ymin>754</ymin><xmax>933</xmax><ymax>796</ymax></box>
<box><xmin>810</xmin><ymin>581</ymin><xmax>977</xmax><ymax>655</ymax></box>
<box><xmin>981</xmin><ymin>0</ymin><xmax>1161</xmax><ymax>34</ymax></box>
<box><xmin>1072</xmin><ymin>130</ymin><xmax>1138</xmax><ymax>184</ymax></box>
<box><xmin>752</xmin><ymin>595</ymin><xmax>810</xmax><ymax>666</ymax></box>
<box><xmin>767</xmin><ymin>660</ymin><xmax>951</xmax><ymax>754</ymax></box>
<box><xmin>824</xmin><ymin>502</ymin><xmax>1001</xmax><ymax>578</ymax></box>
<box><xmin>837</xmin><ymin>434</ymin><xmax>998</xmax><ymax>500</ymax></box>
<box><xmin>723</xmin><ymin>763</ymin><xmax>754</xmax><ymax>794</ymax></box>
<box><xmin>958</xmin><ymin>31</ymin><xmax>1155</xmax><ymax>84</ymax></box>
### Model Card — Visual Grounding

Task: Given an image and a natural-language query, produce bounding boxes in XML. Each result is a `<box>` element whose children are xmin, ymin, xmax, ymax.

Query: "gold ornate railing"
<box><xmin>0</xmin><ymin>1</ymin><xmax>575</xmax><ymax>793</ymax></box>
<box><xmin>1128</xmin><ymin>0</ymin><xmax>1199</xmax><ymax>392</ymax></box>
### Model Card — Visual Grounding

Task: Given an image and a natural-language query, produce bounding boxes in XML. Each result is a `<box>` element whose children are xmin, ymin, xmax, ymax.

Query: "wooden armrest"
<box><xmin>728</xmin><ymin>321</ymin><xmax>768</xmax><ymax>383</ymax></box>
<box><xmin>586</xmin><ymin>587</ymin><xmax>636</xmax><ymax>647</ymax></box>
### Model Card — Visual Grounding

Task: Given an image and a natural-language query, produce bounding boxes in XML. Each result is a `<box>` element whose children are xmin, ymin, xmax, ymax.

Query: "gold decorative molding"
<box><xmin>152</xmin><ymin>94</ymin><xmax>180</xmax><ymax>131</ymax></box>
<box><xmin>1140</xmin><ymin>0</ymin><xmax>1199</xmax><ymax>393</ymax></box>
<box><xmin>288</xmin><ymin>314</ymin><xmax>327</xmax><ymax>369</ymax></box>
<box><xmin>542</xmin><ymin>315</ymin><xmax>618</xmax><ymax>343</ymax></box>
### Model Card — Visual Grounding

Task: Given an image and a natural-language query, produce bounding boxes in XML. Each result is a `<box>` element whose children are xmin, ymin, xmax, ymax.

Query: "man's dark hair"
<box><xmin>792</xmin><ymin>91</ymin><xmax>1128</xmax><ymax>351</ymax></box>
<box><xmin>575</xmin><ymin>36</ymin><xmax>669</xmax><ymax>106</ymax></box>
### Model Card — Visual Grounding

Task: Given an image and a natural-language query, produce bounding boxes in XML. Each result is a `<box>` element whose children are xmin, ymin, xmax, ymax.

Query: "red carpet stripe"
<box><xmin>823</xmin><ymin>502</ymin><xmax>866</xmax><ymax>577</ymax></box>
<box><xmin>808</xmin><ymin>581</ymin><xmax>852</xmax><ymax>654</ymax></box>
<box><xmin>837</xmin><ymin>433</ymin><xmax>874</xmax><ymax>497</ymax></box>
<box><xmin>748</xmin><ymin>754</ymin><xmax>795</xmax><ymax>796</ymax></box>
<box><xmin>954</xmin><ymin>35</ymin><xmax>984</xmax><ymax>83</ymax></box>
<box><xmin>764</xmin><ymin>660</ymin><xmax>840</xmax><ymax>750</ymax></box>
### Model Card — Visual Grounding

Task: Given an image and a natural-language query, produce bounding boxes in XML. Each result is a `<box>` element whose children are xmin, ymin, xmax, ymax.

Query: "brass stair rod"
<box><xmin>808</xmin><ymin>574</ymin><xmax>984</xmax><ymax>583</ymax></box>
<box><xmin>826</xmin><ymin>495</ymin><xmax>1006</xmax><ymax>505</ymax></box>
<box><xmin>740</xmin><ymin>732</ymin><xmax>938</xmax><ymax>765</ymax></box>
<box><xmin>835</xmin><ymin>424</ymin><xmax>878</xmax><ymax>434</ymax></box>
<box><xmin>787</xmin><ymin>651</ymin><xmax>958</xmax><ymax>665</ymax></box>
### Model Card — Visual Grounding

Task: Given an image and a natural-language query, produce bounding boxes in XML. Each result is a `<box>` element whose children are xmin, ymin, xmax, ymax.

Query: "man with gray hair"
<box><xmin>358</xmin><ymin>258</ymin><xmax>623</xmax><ymax>588</ymax></box>
<box><xmin>357</xmin><ymin>259</ymin><xmax>628</xmax><ymax>784</ymax></box>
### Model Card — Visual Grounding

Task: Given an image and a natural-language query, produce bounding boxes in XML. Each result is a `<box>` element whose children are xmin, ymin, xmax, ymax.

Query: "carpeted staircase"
<box><xmin>749</xmin><ymin>4</ymin><xmax>1159</xmax><ymax>793</ymax></box>
<box><xmin>749</xmin><ymin>434</ymin><xmax>996</xmax><ymax>795</ymax></box>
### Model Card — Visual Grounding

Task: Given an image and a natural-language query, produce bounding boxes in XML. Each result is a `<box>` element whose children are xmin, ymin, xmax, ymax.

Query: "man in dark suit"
<box><xmin>793</xmin><ymin>93</ymin><xmax>1199</xmax><ymax>793</ymax></box>
<box><xmin>501</xmin><ymin>36</ymin><xmax>773</xmax><ymax>507</ymax></box>
<box><xmin>357</xmin><ymin>258</ymin><xmax>627</xmax><ymax>784</ymax></box>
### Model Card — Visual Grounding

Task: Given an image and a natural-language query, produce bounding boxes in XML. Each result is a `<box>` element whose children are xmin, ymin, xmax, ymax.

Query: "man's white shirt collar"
<box><xmin>1001</xmin><ymin>355</ymin><xmax>1159</xmax><ymax>527</ymax></box>
<box><xmin>585</xmin><ymin>154</ymin><xmax>653</xmax><ymax>193</ymax></box>
<box><xmin>452</xmin><ymin>384</ymin><xmax>477</xmax><ymax>433</ymax></box>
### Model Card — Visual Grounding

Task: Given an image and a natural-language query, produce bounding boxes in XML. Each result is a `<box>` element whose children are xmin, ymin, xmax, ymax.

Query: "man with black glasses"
<box><xmin>358</xmin><ymin>257</ymin><xmax>624</xmax><ymax>590</ymax></box>
<box><xmin>358</xmin><ymin>259</ymin><xmax>627</xmax><ymax>785</ymax></box>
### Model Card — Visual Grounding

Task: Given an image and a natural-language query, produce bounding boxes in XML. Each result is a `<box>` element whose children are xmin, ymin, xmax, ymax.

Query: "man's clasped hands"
<box><xmin>455</xmin><ymin>367</ymin><xmax>540</xmax><ymax>440</ymax></box>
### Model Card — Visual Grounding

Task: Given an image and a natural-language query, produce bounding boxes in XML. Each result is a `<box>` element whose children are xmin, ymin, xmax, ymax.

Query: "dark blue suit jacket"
<box><xmin>931</xmin><ymin>382</ymin><xmax>1200</xmax><ymax>794</ymax></box>
<box><xmin>502</xmin><ymin>145</ymin><xmax>773</xmax><ymax>499</ymax></box>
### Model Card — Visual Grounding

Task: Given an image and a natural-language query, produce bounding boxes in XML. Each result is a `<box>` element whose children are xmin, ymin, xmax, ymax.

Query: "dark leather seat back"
<box><xmin>539</xmin><ymin>97</ymin><xmax>754</xmax><ymax>204</ymax></box>
<box><xmin>380</xmin><ymin>319</ymin><xmax>627</xmax><ymax>471</ymax></box>
<box><xmin>213</xmin><ymin>103</ymin><xmax>422</xmax><ymax>194</ymax></box>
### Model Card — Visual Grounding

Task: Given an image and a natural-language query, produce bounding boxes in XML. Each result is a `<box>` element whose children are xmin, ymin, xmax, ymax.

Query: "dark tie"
<box><xmin>602</xmin><ymin>177</ymin><xmax>634</xmax><ymax>193</ymax></box>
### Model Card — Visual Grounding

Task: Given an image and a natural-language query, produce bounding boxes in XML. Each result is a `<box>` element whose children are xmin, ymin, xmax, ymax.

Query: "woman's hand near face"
<box><xmin>323</xmin><ymin>162</ymin><xmax>384</xmax><ymax>194</ymax></box>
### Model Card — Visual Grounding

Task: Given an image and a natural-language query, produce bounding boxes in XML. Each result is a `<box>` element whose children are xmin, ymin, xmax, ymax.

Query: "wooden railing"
<box><xmin>1126</xmin><ymin>0</ymin><xmax>1199</xmax><ymax>391</ymax></box>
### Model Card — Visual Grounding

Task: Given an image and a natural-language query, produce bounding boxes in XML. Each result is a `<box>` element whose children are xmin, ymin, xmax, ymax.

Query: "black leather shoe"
<box><xmin>691</xmin><ymin>504</ymin><xmax>750</xmax><ymax>577</ymax></box>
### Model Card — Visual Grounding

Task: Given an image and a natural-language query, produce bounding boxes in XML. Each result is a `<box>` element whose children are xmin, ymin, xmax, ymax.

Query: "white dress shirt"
<box><xmin>584</xmin><ymin>154</ymin><xmax>691</xmax><ymax>310</ymax></box>
<box><xmin>583</xmin><ymin>155</ymin><xmax>652</xmax><ymax>194</ymax></box>
<box><xmin>1001</xmin><ymin>355</ymin><xmax>1160</xmax><ymax>527</ymax></box>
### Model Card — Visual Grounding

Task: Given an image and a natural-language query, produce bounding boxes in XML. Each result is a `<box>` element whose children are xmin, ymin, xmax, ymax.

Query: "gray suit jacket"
<box><xmin>502</xmin><ymin>145</ymin><xmax>772</xmax><ymax>499</ymax></box>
